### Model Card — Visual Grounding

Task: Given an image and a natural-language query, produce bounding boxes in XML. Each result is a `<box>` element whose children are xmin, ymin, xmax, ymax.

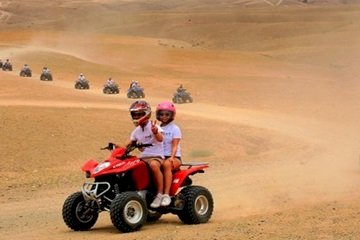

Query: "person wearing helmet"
<box><xmin>107</xmin><ymin>77</ymin><xmax>115</xmax><ymax>86</ymax></box>
<box><xmin>127</xmin><ymin>100</ymin><xmax>165</xmax><ymax>208</ymax></box>
<box><xmin>129</xmin><ymin>80</ymin><xmax>140</xmax><ymax>89</ymax></box>
<box><xmin>4</xmin><ymin>59</ymin><xmax>11</xmax><ymax>68</ymax></box>
<box><xmin>42</xmin><ymin>66</ymin><xmax>50</xmax><ymax>74</ymax></box>
<box><xmin>177</xmin><ymin>84</ymin><xmax>186</xmax><ymax>93</ymax></box>
<box><xmin>23</xmin><ymin>64</ymin><xmax>30</xmax><ymax>70</ymax></box>
<box><xmin>129</xmin><ymin>80</ymin><xmax>136</xmax><ymax>89</ymax></box>
<box><xmin>155</xmin><ymin>101</ymin><xmax>182</xmax><ymax>207</ymax></box>
<box><xmin>78</xmin><ymin>73</ymin><xmax>86</xmax><ymax>82</ymax></box>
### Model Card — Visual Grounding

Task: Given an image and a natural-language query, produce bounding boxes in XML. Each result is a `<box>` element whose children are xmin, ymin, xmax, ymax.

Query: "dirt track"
<box><xmin>1</xmin><ymin>1</ymin><xmax>360</xmax><ymax>239</ymax></box>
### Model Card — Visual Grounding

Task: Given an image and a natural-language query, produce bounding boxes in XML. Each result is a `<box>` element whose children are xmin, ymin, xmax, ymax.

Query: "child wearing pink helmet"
<box><xmin>155</xmin><ymin>101</ymin><xmax>182</xmax><ymax>207</ymax></box>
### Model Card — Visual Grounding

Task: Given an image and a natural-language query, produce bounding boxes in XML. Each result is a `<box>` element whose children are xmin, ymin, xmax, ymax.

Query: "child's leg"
<box><xmin>161</xmin><ymin>158</ymin><xmax>181</xmax><ymax>207</ymax></box>
<box><xmin>163</xmin><ymin>158</ymin><xmax>181</xmax><ymax>195</ymax></box>
<box><xmin>148</xmin><ymin>159</ymin><xmax>163</xmax><ymax>194</ymax></box>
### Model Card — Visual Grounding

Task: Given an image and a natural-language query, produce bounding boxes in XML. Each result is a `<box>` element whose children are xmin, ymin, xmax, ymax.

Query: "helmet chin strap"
<box><xmin>134</xmin><ymin>116</ymin><xmax>149</xmax><ymax>131</ymax></box>
<box><xmin>139</xmin><ymin>120</ymin><xmax>149</xmax><ymax>131</ymax></box>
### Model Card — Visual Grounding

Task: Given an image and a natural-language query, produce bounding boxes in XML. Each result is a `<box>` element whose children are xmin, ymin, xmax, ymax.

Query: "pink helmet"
<box><xmin>129</xmin><ymin>100</ymin><xmax>151</xmax><ymax>126</ymax></box>
<box><xmin>156</xmin><ymin>101</ymin><xmax>176</xmax><ymax>122</ymax></box>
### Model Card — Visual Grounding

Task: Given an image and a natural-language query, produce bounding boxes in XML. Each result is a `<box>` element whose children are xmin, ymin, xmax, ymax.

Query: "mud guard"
<box><xmin>170</xmin><ymin>164</ymin><xmax>208</xmax><ymax>195</ymax></box>
<box><xmin>81</xmin><ymin>159</ymin><xmax>98</xmax><ymax>172</ymax></box>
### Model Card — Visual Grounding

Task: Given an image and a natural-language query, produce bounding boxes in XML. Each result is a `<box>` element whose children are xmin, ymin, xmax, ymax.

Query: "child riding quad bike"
<box><xmin>62</xmin><ymin>142</ymin><xmax>213</xmax><ymax>233</ymax></box>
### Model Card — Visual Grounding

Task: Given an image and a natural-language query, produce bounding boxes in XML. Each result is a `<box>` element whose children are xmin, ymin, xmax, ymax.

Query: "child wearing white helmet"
<box><xmin>128</xmin><ymin>100</ymin><xmax>165</xmax><ymax>208</ymax></box>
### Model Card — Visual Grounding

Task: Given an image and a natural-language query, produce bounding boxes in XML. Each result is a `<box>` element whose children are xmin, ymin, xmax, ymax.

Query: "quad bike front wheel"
<box><xmin>62</xmin><ymin>191</ymin><xmax>99</xmax><ymax>231</ymax></box>
<box><xmin>110</xmin><ymin>191</ymin><xmax>148</xmax><ymax>232</ymax></box>
<box><xmin>177</xmin><ymin>186</ymin><xmax>214</xmax><ymax>224</ymax></box>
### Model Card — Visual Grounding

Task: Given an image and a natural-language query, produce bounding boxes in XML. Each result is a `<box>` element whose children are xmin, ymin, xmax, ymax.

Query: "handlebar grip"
<box><xmin>138</xmin><ymin>143</ymin><xmax>153</xmax><ymax>148</ymax></box>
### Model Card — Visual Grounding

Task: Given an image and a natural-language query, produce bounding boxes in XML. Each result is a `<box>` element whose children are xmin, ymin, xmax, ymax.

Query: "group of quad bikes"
<box><xmin>73</xmin><ymin>77</ymin><xmax>193</xmax><ymax>103</ymax></box>
<box><xmin>0</xmin><ymin>60</ymin><xmax>53</xmax><ymax>81</ymax></box>
<box><xmin>2</xmin><ymin>60</ymin><xmax>193</xmax><ymax>103</ymax></box>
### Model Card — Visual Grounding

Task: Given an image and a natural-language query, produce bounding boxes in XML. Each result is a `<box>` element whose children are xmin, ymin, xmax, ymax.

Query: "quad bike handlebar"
<box><xmin>101</xmin><ymin>142</ymin><xmax>153</xmax><ymax>153</ymax></box>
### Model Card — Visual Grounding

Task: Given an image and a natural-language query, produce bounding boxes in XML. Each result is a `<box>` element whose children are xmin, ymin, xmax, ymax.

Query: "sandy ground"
<box><xmin>1</xmin><ymin>0</ymin><xmax>360</xmax><ymax>239</ymax></box>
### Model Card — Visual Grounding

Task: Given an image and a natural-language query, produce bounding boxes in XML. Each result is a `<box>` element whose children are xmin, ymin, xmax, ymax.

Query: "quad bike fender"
<box><xmin>170</xmin><ymin>165</ymin><xmax>208</xmax><ymax>195</ymax></box>
<box><xmin>81</xmin><ymin>159</ymin><xmax>98</xmax><ymax>172</ymax></box>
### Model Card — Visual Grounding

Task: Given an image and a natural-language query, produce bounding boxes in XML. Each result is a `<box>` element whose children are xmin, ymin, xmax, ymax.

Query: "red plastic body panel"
<box><xmin>81</xmin><ymin>159</ymin><xmax>98</xmax><ymax>172</ymax></box>
<box><xmin>170</xmin><ymin>165</ymin><xmax>208</xmax><ymax>196</ymax></box>
<box><xmin>131</xmin><ymin>161</ymin><xmax>150</xmax><ymax>190</ymax></box>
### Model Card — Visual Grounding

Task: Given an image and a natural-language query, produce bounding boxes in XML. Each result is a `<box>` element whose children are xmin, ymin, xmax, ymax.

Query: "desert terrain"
<box><xmin>1</xmin><ymin>0</ymin><xmax>360</xmax><ymax>239</ymax></box>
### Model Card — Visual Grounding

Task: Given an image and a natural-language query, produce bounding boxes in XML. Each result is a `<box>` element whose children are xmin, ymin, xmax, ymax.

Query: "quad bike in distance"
<box><xmin>62</xmin><ymin>143</ymin><xmax>214</xmax><ymax>233</ymax></box>
<box><xmin>75</xmin><ymin>79</ymin><xmax>90</xmax><ymax>90</ymax></box>
<box><xmin>40</xmin><ymin>72</ymin><xmax>53</xmax><ymax>81</ymax></box>
<box><xmin>103</xmin><ymin>84</ymin><xmax>119</xmax><ymax>94</ymax></box>
<box><xmin>172</xmin><ymin>90</ymin><xmax>193</xmax><ymax>104</ymax></box>
<box><xmin>127</xmin><ymin>85</ymin><xmax>145</xmax><ymax>98</ymax></box>
<box><xmin>19</xmin><ymin>68</ymin><xmax>32</xmax><ymax>77</ymax></box>
<box><xmin>2</xmin><ymin>62</ymin><xmax>12</xmax><ymax>71</ymax></box>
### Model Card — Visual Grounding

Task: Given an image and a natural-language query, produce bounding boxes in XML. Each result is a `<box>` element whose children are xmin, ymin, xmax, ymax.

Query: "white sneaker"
<box><xmin>150</xmin><ymin>193</ymin><xmax>162</xmax><ymax>208</ymax></box>
<box><xmin>160</xmin><ymin>194</ymin><xmax>171</xmax><ymax>207</ymax></box>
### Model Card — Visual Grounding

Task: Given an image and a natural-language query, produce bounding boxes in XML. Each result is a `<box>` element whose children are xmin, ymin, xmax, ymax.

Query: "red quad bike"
<box><xmin>62</xmin><ymin>143</ymin><xmax>214</xmax><ymax>233</ymax></box>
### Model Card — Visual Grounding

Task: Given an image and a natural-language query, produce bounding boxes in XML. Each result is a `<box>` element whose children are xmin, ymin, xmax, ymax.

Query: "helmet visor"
<box><xmin>131</xmin><ymin>111</ymin><xmax>146</xmax><ymax>120</ymax></box>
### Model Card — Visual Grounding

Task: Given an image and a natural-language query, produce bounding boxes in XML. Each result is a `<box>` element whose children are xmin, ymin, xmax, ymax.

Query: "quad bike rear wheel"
<box><xmin>40</xmin><ymin>74</ymin><xmax>52</xmax><ymax>81</ymax></box>
<box><xmin>173</xmin><ymin>96</ymin><xmax>183</xmax><ymax>104</ymax></box>
<box><xmin>62</xmin><ymin>191</ymin><xmax>99</xmax><ymax>231</ymax></box>
<box><xmin>110</xmin><ymin>191</ymin><xmax>148</xmax><ymax>232</ymax></box>
<box><xmin>177</xmin><ymin>186</ymin><xmax>214</xmax><ymax>224</ymax></box>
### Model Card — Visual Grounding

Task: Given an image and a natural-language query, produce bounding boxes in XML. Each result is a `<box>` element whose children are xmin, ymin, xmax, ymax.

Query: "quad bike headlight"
<box><xmin>93</xmin><ymin>162</ymin><xmax>111</xmax><ymax>174</ymax></box>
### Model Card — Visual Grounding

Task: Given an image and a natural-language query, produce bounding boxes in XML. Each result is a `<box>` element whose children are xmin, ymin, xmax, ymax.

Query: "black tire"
<box><xmin>110</xmin><ymin>191</ymin><xmax>148</xmax><ymax>233</ymax></box>
<box><xmin>103</xmin><ymin>87</ymin><xmax>111</xmax><ymax>94</ymax></box>
<box><xmin>188</xmin><ymin>96</ymin><xmax>193</xmax><ymax>103</ymax></box>
<box><xmin>62</xmin><ymin>192</ymin><xmax>99</xmax><ymax>231</ymax></box>
<box><xmin>20</xmin><ymin>71</ymin><xmax>25</xmax><ymax>77</ymax></box>
<box><xmin>40</xmin><ymin>74</ymin><xmax>52</xmax><ymax>81</ymax></box>
<box><xmin>177</xmin><ymin>96</ymin><xmax>183</xmax><ymax>104</ymax></box>
<box><xmin>177</xmin><ymin>186</ymin><xmax>214</xmax><ymax>224</ymax></box>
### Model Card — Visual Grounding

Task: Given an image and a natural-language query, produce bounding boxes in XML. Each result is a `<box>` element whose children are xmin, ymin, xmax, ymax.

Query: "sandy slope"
<box><xmin>1</xmin><ymin>1</ymin><xmax>360</xmax><ymax>239</ymax></box>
